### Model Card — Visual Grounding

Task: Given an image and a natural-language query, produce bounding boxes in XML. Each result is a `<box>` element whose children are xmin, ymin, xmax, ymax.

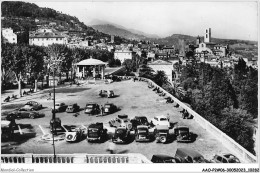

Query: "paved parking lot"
<box><xmin>1</xmin><ymin>79</ymin><xmax>231</xmax><ymax>160</ymax></box>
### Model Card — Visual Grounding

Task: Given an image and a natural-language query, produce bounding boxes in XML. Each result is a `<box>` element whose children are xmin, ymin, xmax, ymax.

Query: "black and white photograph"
<box><xmin>1</xmin><ymin>0</ymin><xmax>259</xmax><ymax>172</ymax></box>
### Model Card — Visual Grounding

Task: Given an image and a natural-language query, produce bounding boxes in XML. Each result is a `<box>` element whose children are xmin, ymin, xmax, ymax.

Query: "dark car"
<box><xmin>154</xmin><ymin>125</ymin><xmax>169</xmax><ymax>143</ymax></box>
<box><xmin>99</xmin><ymin>90</ymin><xmax>114</xmax><ymax>98</ymax></box>
<box><xmin>174</xmin><ymin>126</ymin><xmax>192</xmax><ymax>142</ymax></box>
<box><xmin>104</xmin><ymin>103</ymin><xmax>117</xmax><ymax>115</ymax></box>
<box><xmin>112</xmin><ymin>127</ymin><xmax>130</xmax><ymax>144</ymax></box>
<box><xmin>21</xmin><ymin>101</ymin><xmax>42</xmax><ymax>111</ymax></box>
<box><xmin>151</xmin><ymin>155</ymin><xmax>181</xmax><ymax>163</ymax></box>
<box><xmin>66</xmin><ymin>103</ymin><xmax>80</xmax><ymax>113</ymax></box>
<box><xmin>87</xmin><ymin>122</ymin><xmax>107</xmax><ymax>142</ymax></box>
<box><xmin>50</xmin><ymin>118</ymin><xmax>62</xmax><ymax>130</ymax></box>
<box><xmin>85</xmin><ymin>103</ymin><xmax>100</xmax><ymax>115</ymax></box>
<box><xmin>53</xmin><ymin>102</ymin><xmax>67</xmax><ymax>113</ymax></box>
<box><xmin>7</xmin><ymin>109</ymin><xmax>45</xmax><ymax>119</ymax></box>
<box><xmin>211</xmin><ymin>154</ymin><xmax>240</xmax><ymax>163</ymax></box>
<box><xmin>131</xmin><ymin>116</ymin><xmax>149</xmax><ymax>130</ymax></box>
<box><xmin>135</xmin><ymin>125</ymin><xmax>150</xmax><ymax>142</ymax></box>
<box><xmin>175</xmin><ymin>148</ymin><xmax>208</xmax><ymax>163</ymax></box>
<box><xmin>109</xmin><ymin>115</ymin><xmax>132</xmax><ymax>130</ymax></box>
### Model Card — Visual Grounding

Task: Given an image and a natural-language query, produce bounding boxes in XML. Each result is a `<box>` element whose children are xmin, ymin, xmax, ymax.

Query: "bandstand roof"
<box><xmin>76</xmin><ymin>58</ymin><xmax>106</xmax><ymax>66</ymax></box>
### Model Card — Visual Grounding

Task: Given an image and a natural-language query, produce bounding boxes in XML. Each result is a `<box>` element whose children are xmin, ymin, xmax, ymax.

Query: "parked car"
<box><xmin>104</xmin><ymin>79</ymin><xmax>113</xmax><ymax>84</ymax></box>
<box><xmin>151</xmin><ymin>115</ymin><xmax>170</xmax><ymax>128</ymax></box>
<box><xmin>104</xmin><ymin>103</ymin><xmax>117</xmax><ymax>115</ymax></box>
<box><xmin>21</xmin><ymin>101</ymin><xmax>42</xmax><ymax>111</ymax></box>
<box><xmin>87</xmin><ymin>122</ymin><xmax>107</xmax><ymax>142</ymax></box>
<box><xmin>50</xmin><ymin>118</ymin><xmax>62</xmax><ymax>130</ymax></box>
<box><xmin>65</xmin><ymin>127</ymin><xmax>84</xmax><ymax>142</ymax></box>
<box><xmin>1</xmin><ymin>120</ymin><xmax>17</xmax><ymax>139</ymax></box>
<box><xmin>151</xmin><ymin>155</ymin><xmax>181</xmax><ymax>163</ymax></box>
<box><xmin>7</xmin><ymin>109</ymin><xmax>45</xmax><ymax>119</ymax></box>
<box><xmin>99</xmin><ymin>90</ymin><xmax>115</xmax><ymax>98</ymax></box>
<box><xmin>211</xmin><ymin>154</ymin><xmax>240</xmax><ymax>163</ymax></box>
<box><xmin>53</xmin><ymin>102</ymin><xmax>67</xmax><ymax>112</ymax></box>
<box><xmin>66</xmin><ymin>103</ymin><xmax>80</xmax><ymax>113</ymax></box>
<box><xmin>131</xmin><ymin>116</ymin><xmax>149</xmax><ymax>130</ymax></box>
<box><xmin>112</xmin><ymin>127</ymin><xmax>131</xmax><ymax>144</ymax></box>
<box><xmin>109</xmin><ymin>115</ymin><xmax>132</xmax><ymax>130</ymax></box>
<box><xmin>135</xmin><ymin>125</ymin><xmax>150</xmax><ymax>142</ymax></box>
<box><xmin>154</xmin><ymin>125</ymin><xmax>169</xmax><ymax>143</ymax></box>
<box><xmin>85</xmin><ymin>103</ymin><xmax>100</xmax><ymax>115</ymax></box>
<box><xmin>175</xmin><ymin>148</ymin><xmax>208</xmax><ymax>163</ymax></box>
<box><xmin>174</xmin><ymin>126</ymin><xmax>192</xmax><ymax>142</ymax></box>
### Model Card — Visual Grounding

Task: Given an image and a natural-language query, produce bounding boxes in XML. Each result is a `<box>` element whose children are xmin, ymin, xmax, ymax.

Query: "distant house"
<box><xmin>2</xmin><ymin>28</ymin><xmax>17</xmax><ymax>44</ymax></box>
<box><xmin>157</xmin><ymin>52</ymin><xmax>168</xmax><ymax>59</ymax></box>
<box><xmin>148</xmin><ymin>59</ymin><xmax>173</xmax><ymax>83</ymax></box>
<box><xmin>114</xmin><ymin>50</ymin><xmax>135</xmax><ymax>64</ymax></box>
<box><xmin>29</xmin><ymin>28</ymin><xmax>68</xmax><ymax>46</ymax></box>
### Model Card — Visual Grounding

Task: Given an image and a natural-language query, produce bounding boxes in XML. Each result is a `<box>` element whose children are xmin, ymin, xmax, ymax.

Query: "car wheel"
<box><xmin>31</xmin><ymin>108</ymin><xmax>34</xmax><ymax>111</ymax></box>
<box><xmin>67</xmin><ymin>134</ymin><xmax>73</xmax><ymax>140</ymax></box>
<box><xmin>29</xmin><ymin>114</ymin><xmax>35</xmax><ymax>119</ymax></box>
<box><xmin>159</xmin><ymin>136</ymin><xmax>167</xmax><ymax>143</ymax></box>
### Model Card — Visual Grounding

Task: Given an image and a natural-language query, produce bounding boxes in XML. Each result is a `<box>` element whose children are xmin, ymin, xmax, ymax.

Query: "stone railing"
<box><xmin>1</xmin><ymin>153</ymin><xmax>152</xmax><ymax>164</ymax></box>
<box><xmin>123</xmin><ymin>76</ymin><xmax>257</xmax><ymax>163</ymax></box>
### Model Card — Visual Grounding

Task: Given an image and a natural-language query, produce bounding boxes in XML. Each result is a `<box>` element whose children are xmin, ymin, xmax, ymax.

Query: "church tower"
<box><xmin>204</xmin><ymin>28</ymin><xmax>211</xmax><ymax>43</ymax></box>
<box><xmin>196</xmin><ymin>35</ymin><xmax>201</xmax><ymax>45</ymax></box>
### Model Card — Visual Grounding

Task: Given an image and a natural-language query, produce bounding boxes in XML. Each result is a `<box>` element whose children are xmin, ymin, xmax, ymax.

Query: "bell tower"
<box><xmin>204</xmin><ymin>28</ymin><xmax>211</xmax><ymax>43</ymax></box>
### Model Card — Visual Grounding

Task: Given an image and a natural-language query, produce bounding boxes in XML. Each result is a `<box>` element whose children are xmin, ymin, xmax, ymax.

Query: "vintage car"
<box><xmin>53</xmin><ymin>102</ymin><xmax>67</xmax><ymax>112</ymax></box>
<box><xmin>154</xmin><ymin>125</ymin><xmax>169</xmax><ymax>143</ymax></box>
<box><xmin>1</xmin><ymin>120</ymin><xmax>17</xmax><ymax>139</ymax></box>
<box><xmin>104</xmin><ymin>103</ymin><xmax>117</xmax><ymax>115</ymax></box>
<box><xmin>174</xmin><ymin>126</ymin><xmax>192</xmax><ymax>142</ymax></box>
<box><xmin>112</xmin><ymin>127</ymin><xmax>131</xmax><ymax>144</ymax></box>
<box><xmin>65</xmin><ymin>127</ymin><xmax>84</xmax><ymax>142</ymax></box>
<box><xmin>7</xmin><ymin>109</ymin><xmax>45</xmax><ymax>119</ymax></box>
<box><xmin>66</xmin><ymin>103</ymin><xmax>80</xmax><ymax>113</ymax></box>
<box><xmin>109</xmin><ymin>115</ymin><xmax>132</xmax><ymax>130</ymax></box>
<box><xmin>135</xmin><ymin>125</ymin><xmax>150</xmax><ymax>142</ymax></box>
<box><xmin>211</xmin><ymin>154</ymin><xmax>240</xmax><ymax>163</ymax></box>
<box><xmin>175</xmin><ymin>148</ymin><xmax>208</xmax><ymax>163</ymax></box>
<box><xmin>87</xmin><ymin>122</ymin><xmax>107</xmax><ymax>142</ymax></box>
<box><xmin>151</xmin><ymin>115</ymin><xmax>170</xmax><ymax>128</ymax></box>
<box><xmin>182</xmin><ymin>110</ymin><xmax>193</xmax><ymax>119</ymax></box>
<box><xmin>131</xmin><ymin>116</ymin><xmax>149</xmax><ymax>130</ymax></box>
<box><xmin>85</xmin><ymin>103</ymin><xmax>100</xmax><ymax>115</ymax></box>
<box><xmin>21</xmin><ymin>101</ymin><xmax>42</xmax><ymax>111</ymax></box>
<box><xmin>50</xmin><ymin>118</ymin><xmax>62</xmax><ymax>130</ymax></box>
<box><xmin>151</xmin><ymin>154</ymin><xmax>181</xmax><ymax>163</ymax></box>
<box><xmin>99</xmin><ymin>90</ymin><xmax>115</xmax><ymax>98</ymax></box>
<box><xmin>104</xmin><ymin>79</ymin><xmax>113</xmax><ymax>84</ymax></box>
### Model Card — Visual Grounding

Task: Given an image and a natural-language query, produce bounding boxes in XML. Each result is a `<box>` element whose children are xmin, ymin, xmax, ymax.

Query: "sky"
<box><xmin>31</xmin><ymin>1</ymin><xmax>258</xmax><ymax>41</ymax></box>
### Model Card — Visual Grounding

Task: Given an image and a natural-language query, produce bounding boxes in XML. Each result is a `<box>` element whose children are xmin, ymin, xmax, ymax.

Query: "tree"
<box><xmin>220</xmin><ymin>107</ymin><xmax>255</xmax><ymax>155</ymax></box>
<box><xmin>123</xmin><ymin>59</ymin><xmax>134</xmax><ymax>74</ymax></box>
<box><xmin>25</xmin><ymin>45</ymin><xmax>45</xmax><ymax>92</ymax></box>
<box><xmin>139</xmin><ymin>64</ymin><xmax>154</xmax><ymax>79</ymax></box>
<box><xmin>153</xmin><ymin>70</ymin><xmax>168</xmax><ymax>87</ymax></box>
<box><xmin>1</xmin><ymin>44</ymin><xmax>26</xmax><ymax>97</ymax></box>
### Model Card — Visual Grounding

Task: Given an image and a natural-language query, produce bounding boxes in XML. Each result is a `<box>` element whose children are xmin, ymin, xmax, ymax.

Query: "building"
<box><xmin>204</xmin><ymin>28</ymin><xmax>211</xmax><ymax>43</ymax></box>
<box><xmin>148</xmin><ymin>59</ymin><xmax>173</xmax><ymax>83</ymax></box>
<box><xmin>114</xmin><ymin>50</ymin><xmax>135</xmax><ymax>64</ymax></box>
<box><xmin>29</xmin><ymin>28</ymin><xmax>68</xmax><ymax>46</ymax></box>
<box><xmin>111</xmin><ymin>35</ymin><xmax>114</xmax><ymax>43</ymax></box>
<box><xmin>2</xmin><ymin>28</ymin><xmax>17</xmax><ymax>44</ymax></box>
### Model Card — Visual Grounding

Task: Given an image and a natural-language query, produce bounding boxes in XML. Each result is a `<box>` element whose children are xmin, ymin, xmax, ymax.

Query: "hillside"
<box><xmin>92</xmin><ymin>24</ymin><xmax>148</xmax><ymax>41</ymax></box>
<box><xmin>1</xmin><ymin>1</ymin><xmax>130</xmax><ymax>44</ymax></box>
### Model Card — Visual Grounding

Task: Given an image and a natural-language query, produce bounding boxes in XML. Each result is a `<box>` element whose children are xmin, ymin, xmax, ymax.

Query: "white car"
<box><xmin>151</xmin><ymin>115</ymin><xmax>170</xmax><ymax>128</ymax></box>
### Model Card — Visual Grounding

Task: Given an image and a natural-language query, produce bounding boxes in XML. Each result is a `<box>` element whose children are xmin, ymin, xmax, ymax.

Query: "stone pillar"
<box><xmin>93</xmin><ymin>66</ymin><xmax>96</xmax><ymax>78</ymax></box>
<box><xmin>101</xmin><ymin>66</ymin><xmax>105</xmax><ymax>79</ymax></box>
<box><xmin>82</xmin><ymin>66</ymin><xmax>85</xmax><ymax>79</ymax></box>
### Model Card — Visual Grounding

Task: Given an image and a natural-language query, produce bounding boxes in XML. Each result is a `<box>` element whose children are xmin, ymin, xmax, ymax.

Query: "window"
<box><xmin>216</xmin><ymin>156</ymin><xmax>222</xmax><ymax>162</ymax></box>
<box><xmin>223</xmin><ymin>159</ymin><xmax>228</xmax><ymax>163</ymax></box>
<box><xmin>206</xmin><ymin>29</ymin><xmax>208</xmax><ymax>33</ymax></box>
<box><xmin>56</xmin><ymin>38</ymin><xmax>58</xmax><ymax>41</ymax></box>
<box><xmin>206</xmin><ymin>34</ymin><xmax>208</xmax><ymax>38</ymax></box>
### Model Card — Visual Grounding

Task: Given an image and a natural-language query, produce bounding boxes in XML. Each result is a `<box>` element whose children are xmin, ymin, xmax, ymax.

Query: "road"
<box><xmin>1</xmin><ymin>79</ymin><xmax>231</xmax><ymax>161</ymax></box>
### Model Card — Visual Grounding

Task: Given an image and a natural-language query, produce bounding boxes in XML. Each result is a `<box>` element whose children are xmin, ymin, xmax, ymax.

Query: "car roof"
<box><xmin>1</xmin><ymin>120</ymin><xmax>11</xmax><ymax>127</ymax></box>
<box><xmin>89</xmin><ymin>122</ymin><xmax>103</xmax><ymax>129</ymax></box>
<box><xmin>152</xmin><ymin>154</ymin><xmax>175</xmax><ymax>160</ymax></box>
<box><xmin>155</xmin><ymin>115</ymin><xmax>168</xmax><ymax>119</ymax></box>
<box><xmin>137</xmin><ymin>125</ymin><xmax>148</xmax><ymax>129</ymax></box>
<box><xmin>135</xmin><ymin>116</ymin><xmax>147</xmax><ymax>119</ymax></box>
<box><xmin>104</xmin><ymin>103</ymin><xmax>113</xmax><ymax>105</ymax></box>
<box><xmin>155</xmin><ymin>125</ymin><xmax>169</xmax><ymax>130</ymax></box>
<box><xmin>116</xmin><ymin>127</ymin><xmax>127</xmax><ymax>130</ymax></box>
<box><xmin>118</xmin><ymin>114</ymin><xmax>128</xmax><ymax>119</ymax></box>
<box><xmin>175</xmin><ymin>126</ymin><xmax>189</xmax><ymax>130</ymax></box>
<box><xmin>86</xmin><ymin>102</ymin><xmax>97</xmax><ymax>105</ymax></box>
<box><xmin>176</xmin><ymin>148</ymin><xmax>203</xmax><ymax>158</ymax></box>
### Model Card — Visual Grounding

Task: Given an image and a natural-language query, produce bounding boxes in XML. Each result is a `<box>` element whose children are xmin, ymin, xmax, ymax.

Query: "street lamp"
<box><xmin>46</xmin><ymin>55</ymin><xmax>63</xmax><ymax>161</ymax></box>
